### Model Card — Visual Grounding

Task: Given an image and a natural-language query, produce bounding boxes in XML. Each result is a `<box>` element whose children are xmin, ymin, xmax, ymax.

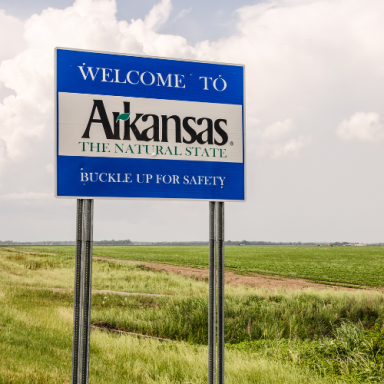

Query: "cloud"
<box><xmin>252</xmin><ymin>135</ymin><xmax>312</xmax><ymax>160</ymax></box>
<box><xmin>144</xmin><ymin>0</ymin><xmax>172</xmax><ymax>31</ymax></box>
<box><xmin>174</xmin><ymin>7</ymin><xmax>192</xmax><ymax>22</ymax></box>
<box><xmin>0</xmin><ymin>10</ymin><xmax>27</xmax><ymax>62</ymax></box>
<box><xmin>0</xmin><ymin>192</ymin><xmax>52</xmax><ymax>200</ymax></box>
<box><xmin>336</xmin><ymin>112</ymin><xmax>384</xmax><ymax>143</ymax></box>
<box><xmin>260</xmin><ymin>119</ymin><xmax>294</xmax><ymax>141</ymax></box>
<box><xmin>246</xmin><ymin>118</ymin><xmax>311</xmax><ymax>159</ymax></box>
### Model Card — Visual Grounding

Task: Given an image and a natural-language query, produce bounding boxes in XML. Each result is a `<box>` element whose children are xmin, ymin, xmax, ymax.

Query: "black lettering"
<box><xmin>141</xmin><ymin>114</ymin><xmax>160</xmax><ymax>142</ymax></box>
<box><xmin>214</xmin><ymin>119</ymin><xmax>228</xmax><ymax>146</ymax></box>
<box><xmin>161</xmin><ymin>115</ymin><xmax>181</xmax><ymax>143</ymax></box>
<box><xmin>112</xmin><ymin>112</ymin><xmax>121</xmax><ymax>140</ymax></box>
<box><xmin>123</xmin><ymin>102</ymin><xmax>143</xmax><ymax>141</ymax></box>
<box><xmin>82</xmin><ymin>100</ymin><xmax>117</xmax><ymax>139</ymax></box>
<box><xmin>182</xmin><ymin>117</ymin><xmax>197</xmax><ymax>144</ymax></box>
<box><xmin>196</xmin><ymin>118</ymin><xmax>213</xmax><ymax>145</ymax></box>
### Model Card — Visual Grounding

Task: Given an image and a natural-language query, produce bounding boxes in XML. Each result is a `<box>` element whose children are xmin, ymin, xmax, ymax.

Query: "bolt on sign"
<box><xmin>55</xmin><ymin>48</ymin><xmax>245</xmax><ymax>201</ymax></box>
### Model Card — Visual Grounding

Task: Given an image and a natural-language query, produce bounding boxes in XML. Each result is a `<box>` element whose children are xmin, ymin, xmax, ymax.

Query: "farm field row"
<box><xmin>10</xmin><ymin>245</ymin><xmax>384</xmax><ymax>287</ymax></box>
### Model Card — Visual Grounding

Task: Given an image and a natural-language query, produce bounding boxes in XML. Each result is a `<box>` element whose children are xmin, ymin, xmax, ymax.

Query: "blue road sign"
<box><xmin>55</xmin><ymin>48</ymin><xmax>245</xmax><ymax>201</ymax></box>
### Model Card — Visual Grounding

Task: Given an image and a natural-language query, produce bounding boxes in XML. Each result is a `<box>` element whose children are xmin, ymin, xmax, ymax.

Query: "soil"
<box><xmin>94</xmin><ymin>256</ymin><xmax>370</xmax><ymax>291</ymax></box>
<box><xmin>2</xmin><ymin>248</ymin><xmax>377</xmax><ymax>291</ymax></box>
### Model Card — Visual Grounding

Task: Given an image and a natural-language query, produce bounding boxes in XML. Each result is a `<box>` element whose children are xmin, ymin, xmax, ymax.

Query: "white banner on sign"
<box><xmin>59</xmin><ymin>92</ymin><xmax>243</xmax><ymax>163</ymax></box>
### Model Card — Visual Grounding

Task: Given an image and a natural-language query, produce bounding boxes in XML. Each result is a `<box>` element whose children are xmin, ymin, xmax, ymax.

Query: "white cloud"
<box><xmin>252</xmin><ymin>135</ymin><xmax>312</xmax><ymax>160</ymax></box>
<box><xmin>0</xmin><ymin>10</ymin><xmax>26</xmax><ymax>62</ymax></box>
<box><xmin>0</xmin><ymin>191</ymin><xmax>52</xmax><ymax>200</ymax></box>
<box><xmin>246</xmin><ymin>118</ymin><xmax>311</xmax><ymax>159</ymax></box>
<box><xmin>174</xmin><ymin>7</ymin><xmax>192</xmax><ymax>22</ymax></box>
<box><xmin>336</xmin><ymin>112</ymin><xmax>384</xmax><ymax>143</ymax></box>
<box><xmin>144</xmin><ymin>0</ymin><xmax>172</xmax><ymax>31</ymax></box>
<box><xmin>45</xmin><ymin>163</ymin><xmax>54</xmax><ymax>174</ymax></box>
<box><xmin>260</xmin><ymin>119</ymin><xmax>294</xmax><ymax>141</ymax></box>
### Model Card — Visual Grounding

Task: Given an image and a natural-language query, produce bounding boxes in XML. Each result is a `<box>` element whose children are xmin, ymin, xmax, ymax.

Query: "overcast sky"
<box><xmin>0</xmin><ymin>0</ymin><xmax>383</xmax><ymax>243</ymax></box>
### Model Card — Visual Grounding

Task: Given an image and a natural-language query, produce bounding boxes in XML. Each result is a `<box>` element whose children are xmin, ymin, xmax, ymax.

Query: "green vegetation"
<box><xmin>1</xmin><ymin>248</ymin><xmax>384</xmax><ymax>383</ymax></box>
<box><xmin>10</xmin><ymin>244</ymin><xmax>384</xmax><ymax>287</ymax></box>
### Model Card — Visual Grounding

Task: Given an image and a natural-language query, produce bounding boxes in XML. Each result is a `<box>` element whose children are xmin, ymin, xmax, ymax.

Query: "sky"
<box><xmin>0</xmin><ymin>0</ymin><xmax>383</xmax><ymax>243</ymax></box>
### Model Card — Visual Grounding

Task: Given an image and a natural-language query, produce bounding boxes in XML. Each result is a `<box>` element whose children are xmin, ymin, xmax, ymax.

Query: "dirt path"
<box><xmin>2</xmin><ymin>248</ymin><xmax>375</xmax><ymax>291</ymax></box>
<box><xmin>94</xmin><ymin>256</ymin><xmax>369</xmax><ymax>291</ymax></box>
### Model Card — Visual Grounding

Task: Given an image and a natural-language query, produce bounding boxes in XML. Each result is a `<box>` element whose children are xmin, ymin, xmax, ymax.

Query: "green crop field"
<box><xmin>10</xmin><ymin>245</ymin><xmax>384</xmax><ymax>287</ymax></box>
<box><xmin>1</xmin><ymin>247</ymin><xmax>384</xmax><ymax>383</ymax></box>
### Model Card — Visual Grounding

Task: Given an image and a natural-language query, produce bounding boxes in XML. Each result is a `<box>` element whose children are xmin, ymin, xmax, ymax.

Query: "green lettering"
<box><xmin>156</xmin><ymin>145</ymin><xmax>164</xmax><ymax>155</ymax></box>
<box><xmin>125</xmin><ymin>145</ymin><xmax>134</xmax><ymax>154</ymax></box>
<box><xmin>115</xmin><ymin>143</ymin><xmax>124</xmax><ymax>153</ymax></box>
<box><xmin>78</xmin><ymin>142</ymin><xmax>88</xmax><ymax>152</ymax></box>
<box><xmin>134</xmin><ymin>144</ymin><xmax>141</xmax><ymax>154</ymax></box>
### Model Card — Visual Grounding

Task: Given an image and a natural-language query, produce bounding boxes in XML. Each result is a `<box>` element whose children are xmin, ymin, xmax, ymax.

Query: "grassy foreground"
<box><xmin>1</xmin><ymin>248</ymin><xmax>384</xmax><ymax>383</ymax></box>
<box><xmin>1</xmin><ymin>286</ymin><xmax>333</xmax><ymax>384</ymax></box>
<box><xmin>11</xmin><ymin>245</ymin><xmax>384</xmax><ymax>287</ymax></box>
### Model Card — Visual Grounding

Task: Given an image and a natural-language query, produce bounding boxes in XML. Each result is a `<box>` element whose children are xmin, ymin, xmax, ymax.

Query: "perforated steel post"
<box><xmin>217</xmin><ymin>202</ymin><xmax>225</xmax><ymax>384</ymax></box>
<box><xmin>72</xmin><ymin>199</ymin><xmax>94</xmax><ymax>384</ymax></box>
<box><xmin>208</xmin><ymin>201</ymin><xmax>217</xmax><ymax>384</ymax></box>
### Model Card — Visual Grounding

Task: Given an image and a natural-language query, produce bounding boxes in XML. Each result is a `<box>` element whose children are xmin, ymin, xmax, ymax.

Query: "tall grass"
<box><xmin>0</xmin><ymin>285</ymin><xmax>333</xmax><ymax>384</ymax></box>
<box><xmin>93</xmin><ymin>289</ymin><xmax>384</xmax><ymax>344</ymax></box>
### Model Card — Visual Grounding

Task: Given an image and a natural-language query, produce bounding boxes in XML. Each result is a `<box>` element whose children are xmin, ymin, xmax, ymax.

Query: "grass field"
<box><xmin>1</xmin><ymin>247</ymin><xmax>384</xmax><ymax>383</ymax></box>
<box><xmin>10</xmin><ymin>245</ymin><xmax>384</xmax><ymax>287</ymax></box>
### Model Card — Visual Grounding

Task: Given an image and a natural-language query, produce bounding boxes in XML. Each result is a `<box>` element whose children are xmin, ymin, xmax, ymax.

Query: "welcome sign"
<box><xmin>55</xmin><ymin>48</ymin><xmax>245</xmax><ymax>201</ymax></box>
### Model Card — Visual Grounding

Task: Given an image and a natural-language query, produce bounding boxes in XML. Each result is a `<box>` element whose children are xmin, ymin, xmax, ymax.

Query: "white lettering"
<box><xmin>173</xmin><ymin>175</ymin><xmax>180</xmax><ymax>184</ymax></box>
<box><xmin>199</xmin><ymin>76</ymin><xmax>212</xmax><ymax>90</ymax></box>
<box><xmin>127</xmin><ymin>70</ymin><xmax>139</xmax><ymax>85</ymax></box>
<box><xmin>101</xmin><ymin>68</ymin><xmax>114</xmax><ymax>82</ymax></box>
<box><xmin>81</xmin><ymin>172</ymin><xmax>88</xmax><ymax>182</ymax></box>
<box><xmin>114</xmin><ymin>69</ymin><xmax>126</xmax><ymax>84</ymax></box>
<box><xmin>174</xmin><ymin>74</ymin><xmax>186</xmax><ymax>88</ymax></box>
<box><xmin>140</xmin><ymin>71</ymin><xmax>155</xmax><ymax>86</ymax></box>
<box><xmin>99</xmin><ymin>173</ymin><xmax>107</xmax><ymax>182</ymax></box>
<box><xmin>163</xmin><ymin>175</ymin><xmax>172</xmax><ymax>184</ymax></box>
<box><xmin>157</xmin><ymin>73</ymin><xmax>173</xmax><ymax>87</ymax></box>
<box><xmin>78</xmin><ymin>66</ymin><xmax>100</xmax><ymax>81</ymax></box>
<box><xmin>213</xmin><ymin>77</ymin><xmax>227</xmax><ymax>91</ymax></box>
<box><xmin>124</xmin><ymin>173</ymin><xmax>132</xmax><ymax>183</ymax></box>
<box><xmin>217</xmin><ymin>176</ymin><xmax>226</xmax><ymax>186</ymax></box>
<box><xmin>90</xmin><ymin>173</ymin><xmax>98</xmax><ymax>182</ymax></box>
<box><xmin>137</xmin><ymin>174</ymin><xmax>145</xmax><ymax>183</ymax></box>
<box><xmin>156</xmin><ymin>174</ymin><xmax>162</xmax><ymax>184</ymax></box>
<box><xmin>146</xmin><ymin>174</ymin><xmax>153</xmax><ymax>183</ymax></box>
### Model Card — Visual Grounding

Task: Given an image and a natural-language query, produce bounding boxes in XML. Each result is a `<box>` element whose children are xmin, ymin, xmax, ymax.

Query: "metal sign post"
<box><xmin>72</xmin><ymin>199</ymin><xmax>94</xmax><ymax>384</ymax></box>
<box><xmin>208</xmin><ymin>201</ymin><xmax>217</xmax><ymax>384</ymax></box>
<box><xmin>217</xmin><ymin>202</ymin><xmax>225</xmax><ymax>384</ymax></box>
<box><xmin>208</xmin><ymin>201</ymin><xmax>225</xmax><ymax>384</ymax></box>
